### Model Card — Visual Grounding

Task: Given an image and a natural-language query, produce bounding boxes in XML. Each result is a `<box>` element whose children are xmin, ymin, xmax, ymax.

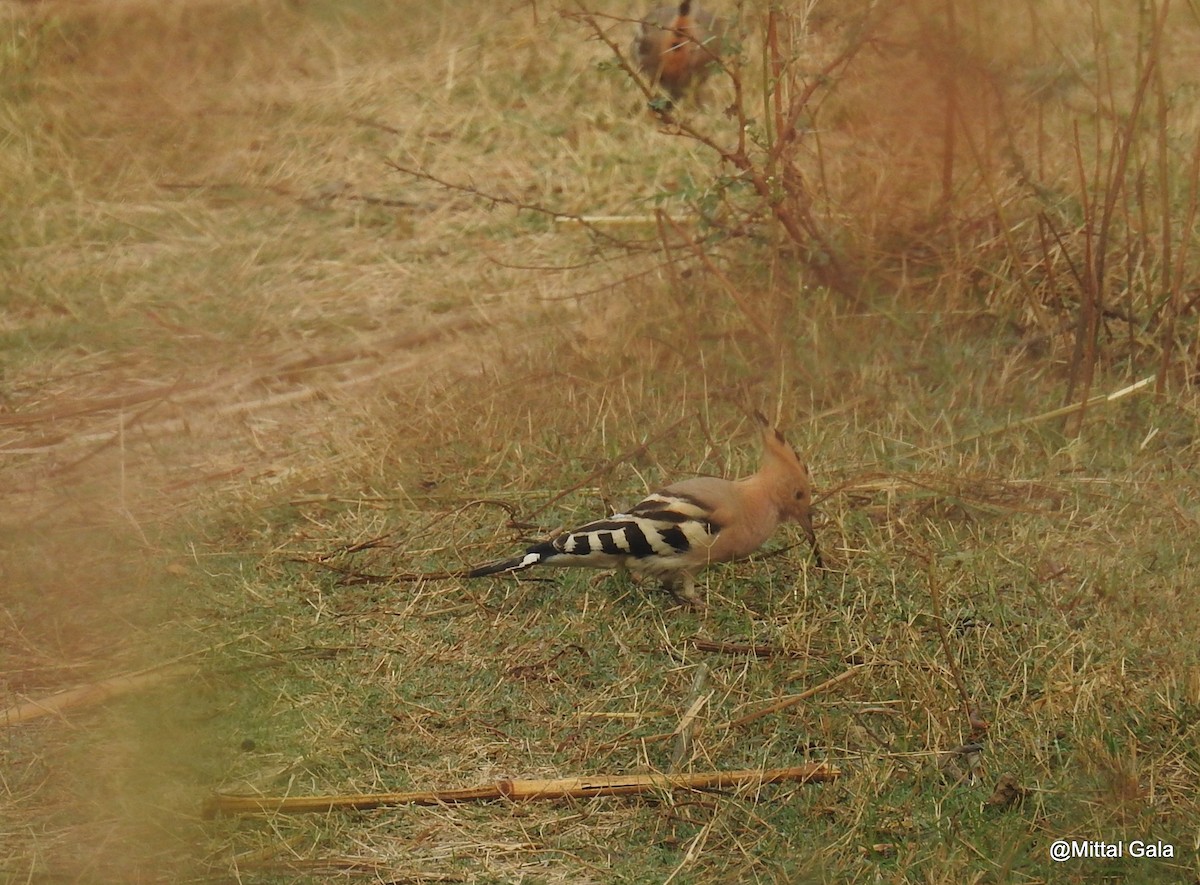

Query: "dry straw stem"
<box><xmin>728</xmin><ymin>664</ymin><xmax>868</xmax><ymax>728</ymax></box>
<box><xmin>669</xmin><ymin>663</ymin><xmax>711</xmax><ymax>771</ymax></box>
<box><xmin>1</xmin><ymin>662</ymin><xmax>198</xmax><ymax>726</ymax></box>
<box><xmin>558</xmin><ymin>215</ymin><xmax>692</xmax><ymax>226</ymax></box>
<box><xmin>203</xmin><ymin>765</ymin><xmax>839</xmax><ymax>817</ymax></box>
<box><xmin>594</xmin><ymin>663</ymin><xmax>870</xmax><ymax>752</ymax></box>
<box><xmin>913</xmin><ymin>373</ymin><xmax>1156</xmax><ymax>458</ymax></box>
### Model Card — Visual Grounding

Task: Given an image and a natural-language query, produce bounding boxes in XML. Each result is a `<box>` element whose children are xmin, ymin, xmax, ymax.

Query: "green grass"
<box><xmin>138</xmin><ymin>310</ymin><xmax>1196</xmax><ymax>883</ymax></box>
<box><xmin>2</xmin><ymin>0</ymin><xmax>1200</xmax><ymax>882</ymax></box>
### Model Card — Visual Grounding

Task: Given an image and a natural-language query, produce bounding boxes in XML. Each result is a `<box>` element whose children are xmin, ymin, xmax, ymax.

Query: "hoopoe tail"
<box><xmin>466</xmin><ymin>543</ymin><xmax>553</xmax><ymax>578</ymax></box>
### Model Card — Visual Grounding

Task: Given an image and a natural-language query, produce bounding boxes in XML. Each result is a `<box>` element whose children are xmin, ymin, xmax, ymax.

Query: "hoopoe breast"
<box><xmin>633</xmin><ymin>2</ymin><xmax>725</xmax><ymax>100</ymax></box>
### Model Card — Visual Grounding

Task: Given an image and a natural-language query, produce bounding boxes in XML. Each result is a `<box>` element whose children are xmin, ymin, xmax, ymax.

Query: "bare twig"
<box><xmin>728</xmin><ymin>664</ymin><xmax>866</xmax><ymax>728</ymax></box>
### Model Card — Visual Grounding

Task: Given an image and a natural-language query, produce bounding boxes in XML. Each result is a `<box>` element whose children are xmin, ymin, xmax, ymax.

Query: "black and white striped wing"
<box><xmin>538</xmin><ymin>491</ymin><xmax>721</xmax><ymax>573</ymax></box>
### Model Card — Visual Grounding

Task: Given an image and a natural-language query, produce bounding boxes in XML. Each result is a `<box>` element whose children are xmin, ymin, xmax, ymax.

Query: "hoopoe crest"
<box><xmin>633</xmin><ymin>0</ymin><xmax>726</xmax><ymax>101</ymax></box>
<box><xmin>468</xmin><ymin>418</ymin><xmax>819</xmax><ymax>607</ymax></box>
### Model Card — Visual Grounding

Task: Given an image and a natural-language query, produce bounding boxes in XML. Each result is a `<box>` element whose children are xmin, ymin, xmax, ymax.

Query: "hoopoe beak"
<box><xmin>798</xmin><ymin>508</ymin><xmax>822</xmax><ymax>568</ymax></box>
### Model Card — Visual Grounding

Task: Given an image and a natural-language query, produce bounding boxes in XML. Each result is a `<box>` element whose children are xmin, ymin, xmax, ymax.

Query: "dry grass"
<box><xmin>2</xmin><ymin>0</ymin><xmax>1199</xmax><ymax>882</ymax></box>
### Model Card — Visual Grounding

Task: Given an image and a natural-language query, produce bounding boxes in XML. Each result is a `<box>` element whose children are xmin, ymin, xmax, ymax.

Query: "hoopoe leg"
<box><xmin>662</xmin><ymin>573</ymin><xmax>704</xmax><ymax>609</ymax></box>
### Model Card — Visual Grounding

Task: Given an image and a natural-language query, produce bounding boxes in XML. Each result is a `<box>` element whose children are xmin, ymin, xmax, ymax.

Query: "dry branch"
<box><xmin>203</xmin><ymin>765</ymin><xmax>839</xmax><ymax>817</ymax></box>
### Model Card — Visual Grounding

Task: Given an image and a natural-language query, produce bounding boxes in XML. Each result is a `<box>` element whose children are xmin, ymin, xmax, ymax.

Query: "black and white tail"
<box><xmin>467</xmin><ymin>542</ymin><xmax>557</xmax><ymax>578</ymax></box>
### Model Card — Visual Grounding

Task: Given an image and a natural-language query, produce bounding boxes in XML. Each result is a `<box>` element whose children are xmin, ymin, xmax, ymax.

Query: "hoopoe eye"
<box><xmin>794</xmin><ymin>490</ymin><xmax>807</xmax><ymax>500</ymax></box>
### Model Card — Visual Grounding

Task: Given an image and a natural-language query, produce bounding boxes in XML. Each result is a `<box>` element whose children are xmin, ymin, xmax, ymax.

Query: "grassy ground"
<box><xmin>2</xmin><ymin>0</ymin><xmax>1199</xmax><ymax>882</ymax></box>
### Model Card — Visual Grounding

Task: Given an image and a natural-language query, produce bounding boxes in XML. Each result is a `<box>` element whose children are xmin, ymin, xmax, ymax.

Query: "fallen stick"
<box><xmin>203</xmin><ymin>764</ymin><xmax>839</xmax><ymax>817</ymax></box>
<box><xmin>690</xmin><ymin>637</ymin><xmax>796</xmax><ymax>658</ymax></box>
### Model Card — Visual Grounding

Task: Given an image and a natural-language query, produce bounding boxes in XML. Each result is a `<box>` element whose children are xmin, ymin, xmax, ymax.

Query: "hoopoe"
<box><xmin>468</xmin><ymin>419</ymin><xmax>819</xmax><ymax>607</ymax></box>
<box><xmin>633</xmin><ymin>0</ymin><xmax>726</xmax><ymax>101</ymax></box>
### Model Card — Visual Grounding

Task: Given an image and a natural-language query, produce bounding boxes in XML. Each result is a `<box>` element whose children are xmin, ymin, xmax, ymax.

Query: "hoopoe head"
<box><xmin>756</xmin><ymin>419</ymin><xmax>818</xmax><ymax>547</ymax></box>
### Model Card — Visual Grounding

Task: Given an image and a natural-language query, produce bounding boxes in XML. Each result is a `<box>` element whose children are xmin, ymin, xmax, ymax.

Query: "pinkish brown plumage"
<box><xmin>633</xmin><ymin>0</ymin><xmax>727</xmax><ymax>100</ymax></box>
